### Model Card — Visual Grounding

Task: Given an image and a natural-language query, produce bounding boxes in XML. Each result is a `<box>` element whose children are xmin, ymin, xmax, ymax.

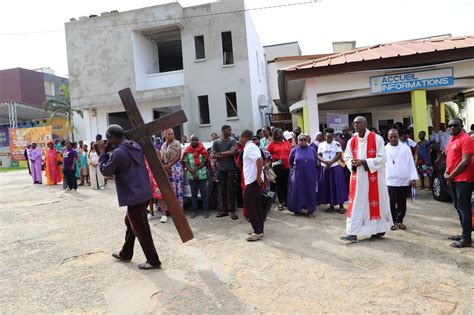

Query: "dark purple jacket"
<box><xmin>99</xmin><ymin>141</ymin><xmax>152</xmax><ymax>207</ymax></box>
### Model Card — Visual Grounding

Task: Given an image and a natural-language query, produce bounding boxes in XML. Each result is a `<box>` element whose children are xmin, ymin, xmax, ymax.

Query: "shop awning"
<box><xmin>0</xmin><ymin>101</ymin><xmax>51</xmax><ymax>125</ymax></box>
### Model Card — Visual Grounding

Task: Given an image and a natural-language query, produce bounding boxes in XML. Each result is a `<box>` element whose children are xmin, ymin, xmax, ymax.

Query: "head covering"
<box><xmin>297</xmin><ymin>133</ymin><xmax>309</xmax><ymax>141</ymax></box>
<box><xmin>283</xmin><ymin>131</ymin><xmax>293</xmax><ymax>140</ymax></box>
<box><xmin>47</xmin><ymin>141</ymin><xmax>54</xmax><ymax>147</ymax></box>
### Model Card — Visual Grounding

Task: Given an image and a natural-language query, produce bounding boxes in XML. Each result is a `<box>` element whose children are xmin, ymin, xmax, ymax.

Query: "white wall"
<box><xmin>244</xmin><ymin>10</ymin><xmax>268</xmax><ymax>131</ymax></box>
<box><xmin>465</xmin><ymin>98</ymin><xmax>474</xmax><ymax>130</ymax></box>
<box><xmin>264</xmin><ymin>42</ymin><xmax>301</xmax><ymax>61</ymax></box>
<box><xmin>85</xmin><ymin>96</ymin><xmax>182</xmax><ymax>140</ymax></box>
<box><xmin>132</xmin><ymin>31</ymin><xmax>159</xmax><ymax>91</ymax></box>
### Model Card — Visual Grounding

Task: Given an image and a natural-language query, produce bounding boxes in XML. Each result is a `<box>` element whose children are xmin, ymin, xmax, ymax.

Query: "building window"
<box><xmin>44</xmin><ymin>81</ymin><xmax>55</xmax><ymax>97</ymax></box>
<box><xmin>198</xmin><ymin>95</ymin><xmax>210</xmax><ymax>125</ymax></box>
<box><xmin>225</xmin><ymin>92</ymin><xmax>238</xmax><ymax>117</ymax></box>
<box><xmin>221</xmin><ymin>31</ymin><xmax>234</xmax><ymax>65</ymax></box>
<box><xmin>108</xmin><ymin>112</ymin><xmax>132</xmax><ymax>131</ymax></box>
<box><xmin>139</xmin><ymin>27</ymin><xmax>183</xmax><ymax>74</ymax></box>
<box><xmin>194</xmin><ymin>35</ymin><xmax>205</xmax><ymax>60</ymax></box>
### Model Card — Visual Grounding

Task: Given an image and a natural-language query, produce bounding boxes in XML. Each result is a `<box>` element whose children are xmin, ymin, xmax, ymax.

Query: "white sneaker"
<box><xmin>147</xmin><ymin>214</ymin><xmax>155</xmax><ymax>221</ymax></box>
<box><xmin>160</xmin><ymin>215</ymin><xmax>168</xmax><ymax>223</ymax></box>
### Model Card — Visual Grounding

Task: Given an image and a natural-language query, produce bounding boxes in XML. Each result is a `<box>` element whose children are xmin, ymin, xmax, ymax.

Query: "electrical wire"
<box><xmin>0</xmin><ymin>1</ymin><xmax>319</xmax><ymax>36</ymax></box>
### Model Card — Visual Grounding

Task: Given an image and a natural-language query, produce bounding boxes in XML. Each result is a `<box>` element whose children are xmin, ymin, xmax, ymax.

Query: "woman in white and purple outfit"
<box><xmin>317</xmin><ymin>129</ymin><xmax>348</xmax><ymax>213</ymax></box>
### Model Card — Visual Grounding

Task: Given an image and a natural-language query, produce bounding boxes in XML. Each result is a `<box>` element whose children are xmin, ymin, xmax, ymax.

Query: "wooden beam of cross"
<box><xmin>118</xmin><ymin>88</ymin><xmax>193</xmax><ymax>243</ymax></box>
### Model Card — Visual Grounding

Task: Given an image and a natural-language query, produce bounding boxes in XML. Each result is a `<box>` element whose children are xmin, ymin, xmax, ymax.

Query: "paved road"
<box><xmin>0</xmin><ymin>170</ymin><xmax>473</xmax><ymax>313</ymax></box>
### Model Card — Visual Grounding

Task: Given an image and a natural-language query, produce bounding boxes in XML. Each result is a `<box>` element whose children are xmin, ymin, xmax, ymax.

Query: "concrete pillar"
<box><xmin>305</xmin><ymin>78</ymin><xmax>320</xmax><ymax>139</ymax></box>
<box><xmin>410</xmin><ymin>90</ymin><xmax>429</xmax><ymax>141</ymax></box>
<box><xmin>439</xmin><ymin>102</ymin><xmax>446</xmax><ymax>124</ymax></box>
<box><xmin>296</xmin><ymin>112</ymin><xmax>304</xmax><ymax>132</ymax></box>
<box><xmin>433</xmin><ymin>101</ymin><xmax>441</xmax><ymax>132</ymax></box>
<box><xmin>303</xmin><ymin>104</ymin><xmax>309</xmax><ymax>134</ymax></box>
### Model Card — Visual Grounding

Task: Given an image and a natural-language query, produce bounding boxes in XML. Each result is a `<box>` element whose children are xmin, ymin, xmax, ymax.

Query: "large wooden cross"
<box><xmin>118</xmin><ymin>88</ymin><xmax>193</xmax><ymax>243</ymax></box>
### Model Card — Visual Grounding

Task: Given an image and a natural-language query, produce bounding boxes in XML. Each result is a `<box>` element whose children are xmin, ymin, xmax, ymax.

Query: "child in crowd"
<box><xmin>79</xmin><ymin>144</ymin><xmax>90</xmax><ymax>186</ymax></box>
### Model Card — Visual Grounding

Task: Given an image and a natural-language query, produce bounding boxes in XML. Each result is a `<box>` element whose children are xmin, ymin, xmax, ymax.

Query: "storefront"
<box><xmin>278</xmin><ymin>35</ymin><xmax>474</xmax><ymax>140</ymax></box>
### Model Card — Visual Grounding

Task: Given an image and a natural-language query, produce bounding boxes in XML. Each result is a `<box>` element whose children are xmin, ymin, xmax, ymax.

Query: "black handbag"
<box><xmin>261</xmin><ymin>191</ymin><xmax>276</xmax><ymax>220</ymax></box>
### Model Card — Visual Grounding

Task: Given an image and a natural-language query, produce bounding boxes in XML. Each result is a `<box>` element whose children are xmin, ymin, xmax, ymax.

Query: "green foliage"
<box><xmin>44</xmin><ymin>85</ymin><xmax>83</xmax><ymax>141</ymax></box>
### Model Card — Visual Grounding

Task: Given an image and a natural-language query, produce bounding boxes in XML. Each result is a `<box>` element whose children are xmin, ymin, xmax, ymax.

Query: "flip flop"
<box><xmin>397</xmin><ymin>223</ymin><xmax>407</xmax><ymax>230</ymax></box>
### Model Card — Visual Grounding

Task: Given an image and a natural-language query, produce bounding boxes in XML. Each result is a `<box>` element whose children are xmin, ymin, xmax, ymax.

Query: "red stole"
<box><xmin>347</xmin><ymin>132</ymin><xmax>380</xmax><ymax>220</ymax></box>
<box><xmin>182</xmin><ymin>142</ymin><xmax>211</xmax><ymax>169</ymax></box>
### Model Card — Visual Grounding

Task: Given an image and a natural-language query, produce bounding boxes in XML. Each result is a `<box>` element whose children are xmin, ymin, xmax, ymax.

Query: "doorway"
<box><xmin>108</xmin><ymin>111</ymin><xmax>132</xmax><ymax>131</ymax></box>
<box><xmin>378</xmin><ymin>119</ymin><xmax>394</xmax><ymax>137</ymax></box>
<box><xmin>153</xmin><ymin>108</ymin><xmax>182</xmax><ymax>141</ymax></box>
<box><xmin>348</xmin><ymin>113</ymin><xmax>373</xmax><ymax>129</ymax></box>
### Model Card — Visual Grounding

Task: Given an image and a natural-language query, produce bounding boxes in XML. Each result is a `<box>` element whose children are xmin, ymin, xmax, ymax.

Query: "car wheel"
<box><xmin>432</xmin><ymin>173</ymin><xmax>451</xmax><ymax>202</ymax></box>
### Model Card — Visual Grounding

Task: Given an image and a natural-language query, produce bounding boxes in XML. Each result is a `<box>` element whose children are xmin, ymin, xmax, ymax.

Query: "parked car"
<box><xmin>431</xmin><ymin>153</ymin><xmax>452</xmax><ymax>202</ymax></box>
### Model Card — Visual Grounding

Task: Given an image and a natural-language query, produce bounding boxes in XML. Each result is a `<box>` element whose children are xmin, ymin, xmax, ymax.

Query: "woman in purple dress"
<box><xmin>288</xmin><ymin>134</ymin><xmax>319</xmax><ymax>218</ymax></box>
<box><xmin>317</xmin><ymin>129</ymin><xmax>348</xmax><ymax>213</ymax></box>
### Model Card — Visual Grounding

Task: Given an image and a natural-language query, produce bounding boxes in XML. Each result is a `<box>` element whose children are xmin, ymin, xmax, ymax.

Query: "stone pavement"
<box><xmin>0</xmin><ymin>170</ymin><xmax>473</xmax><ymax>313</ymax></box>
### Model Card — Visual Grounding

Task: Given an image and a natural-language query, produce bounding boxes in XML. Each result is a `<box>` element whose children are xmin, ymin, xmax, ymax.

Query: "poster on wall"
<box><xmin>0</xmin><ymin>125</ymin><xmax>9</xmax><ymax>147</ymax></box>
<box><xmin>326</xmin><ymin>114</ymin><xmax>349</xmax><ymax>134</ymax></box>
<box><xmin>9</xmin><ymin>126</ymin><xmax>53</xmax><ymax>160</ymax></box>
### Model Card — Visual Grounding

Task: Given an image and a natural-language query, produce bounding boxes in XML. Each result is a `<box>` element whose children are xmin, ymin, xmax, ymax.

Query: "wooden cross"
<box><xmin>118</xmin><ymin>88</ymin><xmax>193</xmax><ymax>243</ymax></box>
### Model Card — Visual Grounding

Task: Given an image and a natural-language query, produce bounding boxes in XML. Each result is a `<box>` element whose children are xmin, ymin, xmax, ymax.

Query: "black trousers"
<box><xmin>235</xmin><ymin>170</ymin><xmax>244</xmax><ymax>208</ymax></box>
<box><xmin>273</xmin><ymin>165</ymin><xmax>289</xmax><ymax>205</ymax></box>
<box><xmin>244</xmin><ymin>181</ymin><xmax>265</xmax><ymax>234</ymax></box>
<box><xmin>388</xmin><ymin>186</ymin><xmax>409</xmax><ymax>224</ymax></box>
<box><xmin>64</xmin><ymin>169</ymin><xmax>78</xmax><ymax>190</ymax></box>
<box><xmin>217</xmin><ymin>170</ymin><xmax>236</xmax><ymax>213</ymax></box>
<box><xmin>450</xmin><ymin>182</ymin><xmax>473</xmax><ymax>242</ymax></box>
<box><xmin>120</xmin><ymin>202</ymin><xmax>161</xmax><ymax>266</ymax></box>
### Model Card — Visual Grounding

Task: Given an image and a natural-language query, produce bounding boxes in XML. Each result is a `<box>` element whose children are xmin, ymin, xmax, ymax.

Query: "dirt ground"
<box><xmin>0</xmin><ymin>170</ymin><xmax>473</xmax><ymax>314</ymax></box>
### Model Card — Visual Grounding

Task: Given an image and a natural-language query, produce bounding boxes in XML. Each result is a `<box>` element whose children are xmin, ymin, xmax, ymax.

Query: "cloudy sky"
<box><xmin>0</xmin><ymin>0</ymin><xmax>473</xmax><ymax>76</ymax></box>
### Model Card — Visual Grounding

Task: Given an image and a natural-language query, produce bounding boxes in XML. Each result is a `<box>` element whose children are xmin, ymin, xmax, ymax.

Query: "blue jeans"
<box><xmin>450</xmin><ymin>181</ymin><xmax>473</xmax><ymax>242</ymax></box>
<box><xmin>190</xmin><ymin>179</ymin><xmax>209</xmax><ymax>213</ymax></box>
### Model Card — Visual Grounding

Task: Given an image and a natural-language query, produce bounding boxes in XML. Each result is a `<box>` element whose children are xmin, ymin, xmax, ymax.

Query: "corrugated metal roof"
<box><xmin>285</xmin><ymin>35</ymin><xmax>474</xmax><ymax>71</ymax></box>
<box><xmin>269</xmin><ymin>54</ymin><xmax>332</xmax><ymax>63</ymax></box>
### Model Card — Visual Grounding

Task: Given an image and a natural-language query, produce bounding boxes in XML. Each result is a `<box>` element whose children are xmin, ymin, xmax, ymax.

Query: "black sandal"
<box><xmin>450</xmin><ymin>240</ymin><xmax>472</xmax><ymax>248</ymax></box>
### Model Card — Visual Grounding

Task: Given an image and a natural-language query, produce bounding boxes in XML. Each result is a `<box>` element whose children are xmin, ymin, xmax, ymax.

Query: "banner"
<box><xmin>0</xmin><ymin>125</ymin><xmax>8</xmax><ymax>147</ymax></box>
<box><xmin>327</xmin><ymin>114</ymin><xmax>349</xmax><ymax>134</ymax></box>
<box><xmin>9</xmin><ymin>126</ymin><xmax>53</xmax><ymax>160</ymax></box>
<box><xmin>47</xmin><ymin>117</ymin><xmax>69</xmax><ymax>140</ymax></box>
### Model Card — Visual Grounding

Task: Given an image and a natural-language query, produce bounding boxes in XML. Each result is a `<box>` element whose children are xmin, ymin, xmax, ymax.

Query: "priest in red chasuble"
<box><xmin>341</xmin><ymin>116</ymin><xmax>392</xmax><ymax>243</ymax></box>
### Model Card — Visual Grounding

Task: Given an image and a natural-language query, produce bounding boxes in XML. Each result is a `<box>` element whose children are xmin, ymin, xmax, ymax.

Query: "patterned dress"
<box><xmin>161</xmin><ymin>140</ymin><xmax>184</xmax><ymax>208</ymax></box>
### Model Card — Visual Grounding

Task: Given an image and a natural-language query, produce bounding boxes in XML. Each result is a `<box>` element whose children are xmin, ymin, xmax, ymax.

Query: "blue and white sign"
<box><xmin>370</xmin><ymin>68</ymin><xmax>454</xmax><ymax>94</ymax></box>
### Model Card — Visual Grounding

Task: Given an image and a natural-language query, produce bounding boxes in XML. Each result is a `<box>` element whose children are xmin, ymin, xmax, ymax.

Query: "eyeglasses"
<box><xmin>299</xmin><ymin>139</ymin><xmax>308</xmax><ymax>142</ymax></box>
<box><xmin>447</xmin><ymin>124</ymin><xmax>460</xmax><ymax>128</ymax></box>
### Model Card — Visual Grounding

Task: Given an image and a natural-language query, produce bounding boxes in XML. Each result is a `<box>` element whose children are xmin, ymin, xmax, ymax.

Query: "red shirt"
<box><xmin>267</xmin><ymin>140</ymin><xmax>291</xmax><ymax>169</ymax></box>
<box><xmin>445</xmin><ymin>131</ymin><xmax>474</xmax><ymax>182</ymax></box>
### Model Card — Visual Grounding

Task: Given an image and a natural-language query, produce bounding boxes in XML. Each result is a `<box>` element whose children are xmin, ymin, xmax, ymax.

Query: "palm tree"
<box><xmin>444</xmin><ymin>100</ymin><xmax>468</xmax><ymax>122</ymax></box>
<box><xmin>44</xmin><ymin>85</ymin><xmax>83</xmax><ymax>142</ymax></box>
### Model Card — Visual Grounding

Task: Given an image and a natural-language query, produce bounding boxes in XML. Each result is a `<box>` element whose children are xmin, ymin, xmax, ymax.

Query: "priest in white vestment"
<box><xmin>341</xmin><ymin>116</ymin><xmax>392</xmax><ymax>243</ymax></box>
<box><xmin>385</xmin><ymin>129</ymin><xmax>418</xmax><ymax>230</ymax></box>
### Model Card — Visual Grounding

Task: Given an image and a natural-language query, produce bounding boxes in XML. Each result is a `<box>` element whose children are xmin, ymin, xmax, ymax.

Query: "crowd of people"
<box><xmin>24</xmin><ymin>116</ymin><xmax>473</xmax><ymax>269</ymax></box>
<box><xmin>25</xmin><ymin>136</ymin><xmax>107</xmax><ymax>191</ymax></box>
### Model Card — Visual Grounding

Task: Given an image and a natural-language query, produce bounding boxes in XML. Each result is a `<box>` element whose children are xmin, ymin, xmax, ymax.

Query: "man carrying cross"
<box><xmin>341</xmin><ymin>116</ymin><xmax>392</xmax><ymax>243</ymax></box>
<box><xmin>99</xmin><ymin>124</ymin><xmax>161</xmax><ymax>270</ymax></box>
